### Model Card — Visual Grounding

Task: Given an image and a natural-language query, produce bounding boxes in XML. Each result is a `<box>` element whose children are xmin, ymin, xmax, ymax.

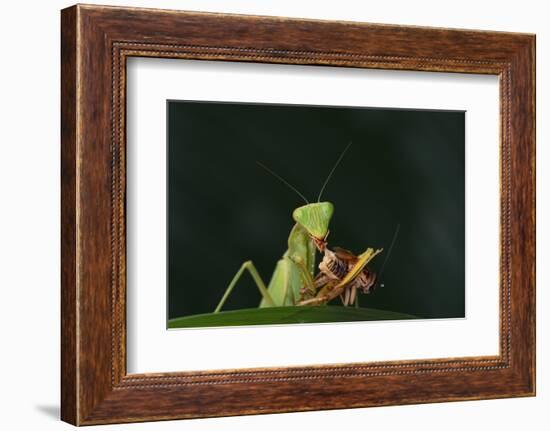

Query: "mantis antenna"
<box><xmin>257</xmin><ymin>161</ymin><xmax>310</xmax><ymax>204</ymax></box>
<box><xmin>377</xmin><ymin>223</ymin><xmax>401</xmax><ymax>286</ymax></box>
<box><xmin>317</xmin><ymin>141</ymin><xmax>353</xmax><ymax>202</ymax></box>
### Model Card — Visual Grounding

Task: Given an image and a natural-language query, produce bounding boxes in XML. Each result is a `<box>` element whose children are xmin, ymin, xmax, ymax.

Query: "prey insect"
<box><xmin>298</xmin><ymin>246</ymin><xmax>382</xmax><ymax>307</ymax></box>
<box><xmin>214</xmin><ymin>142</ymin><xmax>383</xmax><ymax>313</ymax></box>
<box><xmin>298</xmin><ymin>221</ymin><xmax>400</xmax><ymax>307</ymax></box>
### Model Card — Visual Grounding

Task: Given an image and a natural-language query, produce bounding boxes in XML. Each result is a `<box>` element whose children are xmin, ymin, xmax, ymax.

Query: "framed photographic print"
<box><xmin>61</xmin><ymin>4</ymin><xmax>535</xmax><ymax>425</ymax></box>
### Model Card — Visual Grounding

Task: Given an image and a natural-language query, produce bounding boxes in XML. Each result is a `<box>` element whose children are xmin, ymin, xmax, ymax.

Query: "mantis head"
<box><xmin>257</xmin><ymin>142</ymin><xmax>351</xmax><ymax>252</ymax></box>
<box><xmin>293</xmin><ymin>202</ymin><xmax>334</xmax><ymax>251</ymax></box>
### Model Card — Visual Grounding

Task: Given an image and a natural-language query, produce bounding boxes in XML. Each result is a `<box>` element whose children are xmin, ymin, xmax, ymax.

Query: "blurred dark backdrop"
<box><xmin>167</xmin><ymin>101</ymin><xmax>465</xmax><ymax>320</ymax></box>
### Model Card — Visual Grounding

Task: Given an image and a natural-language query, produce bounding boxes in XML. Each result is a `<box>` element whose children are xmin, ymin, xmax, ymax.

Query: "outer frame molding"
<box><xmin>61</xmin><ymin>4</ymin><xmax>535</xmax><ymax>425</ymax></box>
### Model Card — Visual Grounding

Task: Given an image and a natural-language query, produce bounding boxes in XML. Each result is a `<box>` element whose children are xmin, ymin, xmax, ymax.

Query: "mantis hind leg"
<box><xmin>214</xmin><ymin>261</ymin><xmax>275</xmax><ymax>313</ymax></box>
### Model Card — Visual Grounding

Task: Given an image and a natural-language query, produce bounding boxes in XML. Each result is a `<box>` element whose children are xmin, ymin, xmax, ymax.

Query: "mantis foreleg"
<box><xmin>214</xmin><ymin>261</ymin><xmax>275</xmax><ymax>313</ymax></box>
<box><xmin>289</xmin><ymin>256</ymin><xmax>316</xmax><ymax>298</ymax></box>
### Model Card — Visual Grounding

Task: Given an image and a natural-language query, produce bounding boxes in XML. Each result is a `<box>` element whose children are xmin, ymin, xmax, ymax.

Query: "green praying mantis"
<box><xmin>214</xmin><ymin>143</ymin><xmax>387</xmax><ymax>313</ymax></box>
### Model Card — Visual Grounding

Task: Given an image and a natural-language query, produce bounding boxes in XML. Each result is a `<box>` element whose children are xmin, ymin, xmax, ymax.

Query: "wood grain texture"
<box><xmin>60</xmin><ymin>4</ymin><xmax>535</xmax><ymax>425</ymax></box>
<box><xmin>60</xmin><ymin>5</ymin><xmax>78</xmax><ymax>424</ymax></box>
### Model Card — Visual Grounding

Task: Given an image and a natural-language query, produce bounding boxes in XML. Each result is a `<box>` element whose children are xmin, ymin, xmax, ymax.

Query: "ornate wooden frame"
<box><xmin>61</xmin><ymin>4</ymin><xmax>535</xmax><ymax>425</ymax></box>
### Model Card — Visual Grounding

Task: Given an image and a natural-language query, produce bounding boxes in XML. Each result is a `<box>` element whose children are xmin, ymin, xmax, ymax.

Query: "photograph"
<box><xmin>167</xmin><ymin>101</ymin><xmax>466</xmax><ymax>328</ymax></box>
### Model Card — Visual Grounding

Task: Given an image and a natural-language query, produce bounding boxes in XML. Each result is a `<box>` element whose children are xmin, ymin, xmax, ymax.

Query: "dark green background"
<box><xmin>167</xmin><ymin>101</ymin><xmax>465</xmax><ymax>321</ymax></box>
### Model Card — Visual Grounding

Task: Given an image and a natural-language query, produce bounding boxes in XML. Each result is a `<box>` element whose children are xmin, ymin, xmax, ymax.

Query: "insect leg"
<box><xmin>343</xmin><ymin>287</ymin><xmax>351</xmax><ymax>306</ymax></box>
<box><xmin>350</xmin><ymin>285</ymin><xmax>358</xmax><ymax>308</ymax></box>
<box><xmin>297</xmin><ymin>282</ymin><xmax>337</xmax><ymax>306</ymax></box>
<box><xmin>214</xmin><ymin>261</ymin><xmax>275</xmax><ymax>313</ymax></box>
<box><xmin>288</xmin><ymin>255</ymin><xmax>316</xmax><ymax>297</ymax></box>
<box><xmin>339</xmin><ymin>294</ymin><xmax>345</xmax><ymax>305</ymax></box>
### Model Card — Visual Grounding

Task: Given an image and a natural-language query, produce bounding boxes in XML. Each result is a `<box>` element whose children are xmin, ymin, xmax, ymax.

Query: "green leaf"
<box><xmin>168</xmin><ymin>306</ymin><xmax>418</xmax><ymax>329</ymax></box>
